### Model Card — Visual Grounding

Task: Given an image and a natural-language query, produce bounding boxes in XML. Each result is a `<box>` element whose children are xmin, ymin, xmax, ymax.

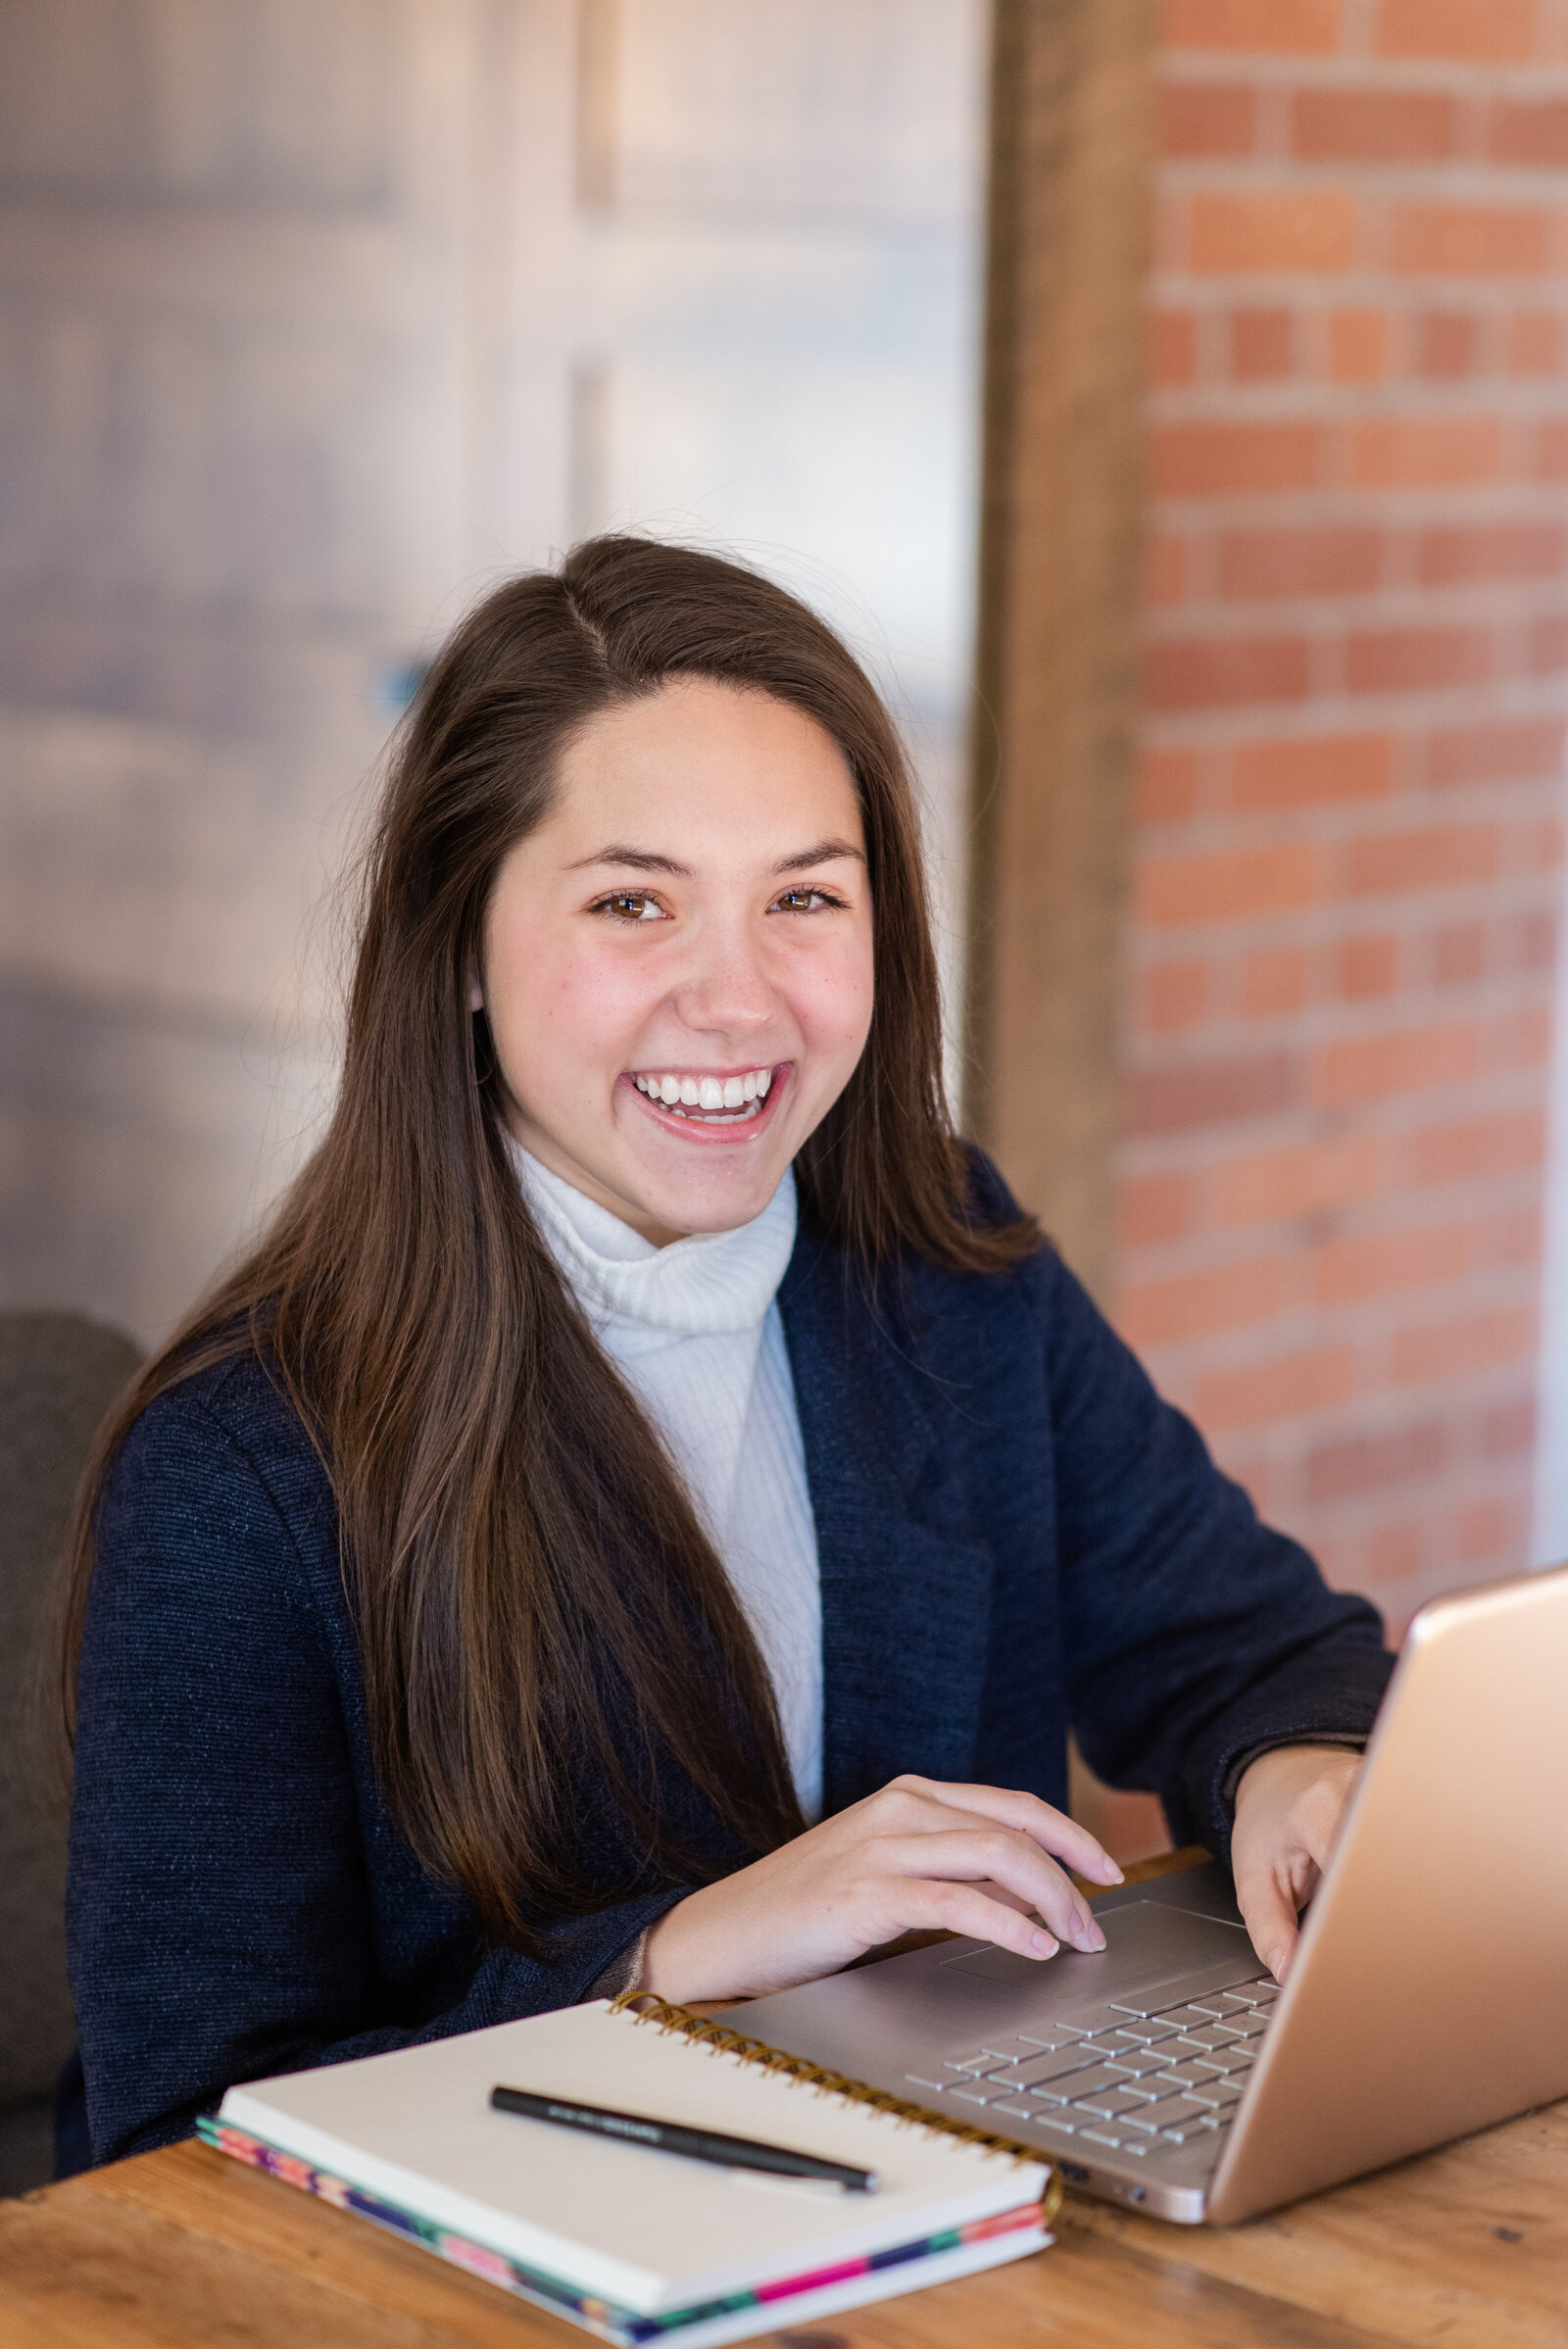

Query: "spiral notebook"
<box><xmin>201</xmin><ymin>1993</ymin><xmax>1056</xmax><ymax>2346</ymax></box>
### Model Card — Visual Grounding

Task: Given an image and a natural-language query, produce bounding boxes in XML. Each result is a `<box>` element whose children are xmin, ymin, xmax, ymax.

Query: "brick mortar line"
<box><xmin>1153</xmin><ymin>308</ymin><xmax>1568</xmax><ymax>338</ymax></box>
<box><xmin>1117</xmin><ymin>1079</ymin><xmax>1557</xmax><ymax>1119</ymax></box>
<box><xmin>1229</xmin><ymin>1473</ymin><xmax>1538</xmax><ymax>1503</ymax></box>
<box><xmin>1150</xmin><ymin>380</ymin><xmax>1568</xmax><ymax>406</ymax></box>
<box><xmin>1125</xmin><ymin>966</ymin><xmax>1562</xmax><ymax>1002</ymax></box>
<box><xmin>1151</xmin><ymin>399</ymin><xmax>1568</xmax><ymax>420</ymax></box>
<box><xmin>1119</xmin><ymin>1152</ymin><xmax>1551</xmax><ymax>1194</ymax></box>
<box><xmin>1147</xmin><ymin>385</ymin><xmax>1568</xmax><ymax>417</ymax></box>
<box><xmin>1145</xmin><ymin>1370</ymin><xmax>1543</xmax><ymax>1426</ymax></box>
<box><xmin>1151</xmin><ymin>251</ymin><xmax>1568</xmax><ymax>275</ymax></box>
<box><xmin>1114</xmin><ymin>1194</ymin><xmax>1547</xmax><ymax>1249</ymax></box>
<box><xmin>1126</xmin><ymin>829</ymin><xmax>1564</xmax><ymax>858</ymax></box>
<box><xmin>1119</xmin><ymin>1297</ymin><xmax>1547</xmax><ymax>1339</ymax></box>
<box><xmin>1136</xmin><ymin>774</ymin><xmax>1564</xmax><ymax>810</ymax></box>
<box><xmin>1126</xmin><ymin>982</ymin><xmax>1560</xmax><ymax>1016</ymax></box>
<box><xmin>1129</xmin><ymin>844</ymin><xmax>1562</xmax><ymax>875</ymax></box>
<box><xmin>1120</xmin><ymin>1000</ymin><xmax>1556</xmax><ymax>1046</ymax></box>
<box><xmin>1157</xmin><ymin>62</ymin><xmax>1568</xmax><ymax>98</ymax></box>
<box><xmin>1115</xmin><ymin>1259</ymin><xmax>1549</xmax><ymax>1306</ymax></box>
<box><xmin>1125</xmin><ymin>880</ymin><xmax>1564</xmax><ymax>919</ymax></box>
<box><xmin>1119</xmin><ymin>1239</ymin><xmax>1547</xmax><ymax>1278</ymax></box>
<box><xmin>1155</xmin><ymin>159</ymin><xmax>1568</xmax><ymax>194</ymax></box>
<box><xmin>1148</xmin><ymin>659</ymin><xmax>1568</xmax><ymax>707</ymax></box>
<box><xmin>1257</xmin><ymin>1428</ymin><xmax>1540</xmax><ymax>1466</ymax></box>
<box><xmin>1127</xmin><ymin>806</ymin><xmax>1563</xmax><ymax>842</ymax></box>
<box><xmin>1247</xmin><ymin>1467</ymin><xmax>1541</xmax><ymax>1498</ymax></box>
<box><xmin>1124</xmin><ymin>954</ymin><xmax>1563</xmax><ymax>999</ymax></box>
<box><xmin>1125</xmin><ymin>871</ymin><xmax>1563</xmax><ymax>905</ymax></box>
<box><xmin>1145</xmin><ymin>458</ymin><xmax>1568</xmax><ymax>484</ymax></box>
<box><xmin>1115</xmin><ymin>1251</ymin><xmax>1548</xmax><ymax>1301</ymax></box>
<box><xmin>1119</xmin><ymin>1146</ymin><xmax>1550</xmax><ymax>1177</ymax></box>
<box><xmin>1209</xmin><ymin>1389</ymin><xmax>1541</xmax><ymax>1426</ymax></box>
<box><xmin>1138</xmin><ymin>777</ymin><xmax>1562</xmax><ymax>807</ymax></box>
<box><xmin>1126</xmin><ymin>1331</ymin><xmax>1546</xmax><ymax>1390</ymax></box>
<box><xmin>1126</xmin><ymin>859</ymin><xmax>1563</xmax><ymax>905</ymax></box>
<box><xmin>1120</xmin><ymin>1041</ymin><xmax>1560</xmax><ymax>1082</ymax></box>
<box><xmin>1204</xmin><ymin>1389</ymin><xmax>1539</xmax><ymax>1437</ymax></box>
<box><xmin>1143</xmin><ymin>607</ymin><xmax>1568</xmax><ymax>632</ymax></box>
<box><xmin>1121</xmin><ymin>1248</ymin><xmax>1545</xmax><ymax>1288</ymax></box>
<box><xmin>1125</xmin><ymin>1302</ymin><xmax>1545</xmax><ymax>1377</ymax></box>
<box><xmin>1144</xmin><ymin>587</ymin><xmax>1568</xmax><ymax>629</ymax></box>
<box><xmin>1142</xmin><ymin>683</ymin><xmax>1568</xmax><ymax>742</ymax></box>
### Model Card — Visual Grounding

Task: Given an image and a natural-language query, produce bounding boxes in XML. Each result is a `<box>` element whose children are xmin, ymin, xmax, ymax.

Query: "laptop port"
<box><xmin>1057</xmin><ymin>2160</ymin><xmax>1090</xmax><ymax>2182</ymax></box>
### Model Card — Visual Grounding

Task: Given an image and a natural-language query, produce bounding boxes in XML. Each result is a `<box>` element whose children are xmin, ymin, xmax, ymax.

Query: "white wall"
<box><xmin>0</xmin><ymin>0</ymin><xmax>990</xmax><ymax>1342</ymax></box>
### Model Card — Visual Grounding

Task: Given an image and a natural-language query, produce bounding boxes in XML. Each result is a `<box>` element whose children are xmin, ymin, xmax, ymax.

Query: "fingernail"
<box><xmin>1031</xmin><ymin>1930</ymin><xmax>1058</xmax><ymax>1956</ymax></box>
<box><xmin>1267</xmin><ymin>1947</ymin><xmax>1289</xmax><ymax>1984</ymax></box>
<box><xmin>1106</xmin><ymin>1864</ymin><xmax>1125</xmax><ymax>1884</ymax></box>
<box><xmin>1083</xmin><ymin>1922</ymin><xmax>1106</xmax><ymax>1952</ymax></box>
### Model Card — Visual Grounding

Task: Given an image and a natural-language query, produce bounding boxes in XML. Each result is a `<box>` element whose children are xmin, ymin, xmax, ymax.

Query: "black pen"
<box><xmin>489</xmin><ymin>2086</ymin><xmax>878</xmax><ymax>2190</ymax></box>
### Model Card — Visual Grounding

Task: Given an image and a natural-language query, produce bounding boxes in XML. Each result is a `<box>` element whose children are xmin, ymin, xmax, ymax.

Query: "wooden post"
<box><xmin>965</xmin><ymin>0</ymin><xmax>1152</xmax><ymax>1302</ymax></box>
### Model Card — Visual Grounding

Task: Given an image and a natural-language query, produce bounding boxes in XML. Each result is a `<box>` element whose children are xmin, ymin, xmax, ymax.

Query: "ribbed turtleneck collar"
<box><xmin>509</xmin><ymin>1139</ymin><xmax>797</xmax><ymax>1339</ymax></box>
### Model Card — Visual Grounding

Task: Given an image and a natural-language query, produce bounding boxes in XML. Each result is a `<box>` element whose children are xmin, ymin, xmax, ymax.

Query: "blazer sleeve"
<box><xmin>1041</xmin><ymin>1249</ymin><xmax>1396</xmax><ymax>1858</ymax></box>
<box><xmin>68</xmin><ymin>1386</ymin><xmax>680</xmax><ymax>2168</ymax></box>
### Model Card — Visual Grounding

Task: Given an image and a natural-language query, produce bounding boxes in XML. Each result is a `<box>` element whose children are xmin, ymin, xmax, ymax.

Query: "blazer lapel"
<box><xmin>779</xmin><ymin>1231</ymin><xmax>995</xmax><ymax>1813</ymax></box>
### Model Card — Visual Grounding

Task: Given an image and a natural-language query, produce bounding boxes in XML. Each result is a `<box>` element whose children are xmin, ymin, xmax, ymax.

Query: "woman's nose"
<box><xmin>669</xmin><ymin>924</ymin><xmax>777</xmax><ymax>1037</ymax></box>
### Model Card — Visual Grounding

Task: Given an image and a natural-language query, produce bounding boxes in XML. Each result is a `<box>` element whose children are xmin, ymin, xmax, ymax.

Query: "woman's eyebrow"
<box><xmin>774</xmin><ymin>837</ymin><xmax>866</xmax><ymax>873</ymax></box>
<box><xmin>567</xmin><ymin>838</ymin><xmax>864</xmax><ymax>876</ymax></box>
<box><xmin>568</xmin><ymin>846</ymin><xmax>689</xmax><ymax>874</ymax></box>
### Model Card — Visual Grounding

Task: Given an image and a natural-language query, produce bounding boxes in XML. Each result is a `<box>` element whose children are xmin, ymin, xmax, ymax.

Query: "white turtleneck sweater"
<box><xmin>511</xmin><ymin>1144</ymin><xmax>824</xmax><ymax>1823</ymax></box>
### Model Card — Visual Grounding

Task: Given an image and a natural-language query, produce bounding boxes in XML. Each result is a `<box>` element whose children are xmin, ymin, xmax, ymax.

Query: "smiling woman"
<box><xmin>479</xmin><ymin>680</ymin><xmax>875</xmax><ymax>1246</ymax></box>
<box><xmin>58</xmin><ymin>539</ymin><xmax>1394</xmax><ymax>2175</ymax></box>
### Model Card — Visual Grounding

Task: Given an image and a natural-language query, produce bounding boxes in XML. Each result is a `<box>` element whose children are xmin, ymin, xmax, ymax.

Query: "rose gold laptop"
<box><xmin>736</xmin><ymin>1563</ymin><xmax>1568</xmax><ymax>2223</ymax></box>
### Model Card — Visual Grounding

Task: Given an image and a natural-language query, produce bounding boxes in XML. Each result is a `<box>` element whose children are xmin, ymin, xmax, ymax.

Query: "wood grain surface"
<box><xmin>4</xmin><ymin>2101</ymin><xmax>1563</xmax><ymax>2349</ymax></box>
<box><xmin>5</xmin><ymin>1849</ymin><xmax>1562</xmax><ymax>2349</ymax></box>
<box><xmin>965</xmin><ymin>0</ymin><xmax>1152</xmax><ymax>1302</ymax></box>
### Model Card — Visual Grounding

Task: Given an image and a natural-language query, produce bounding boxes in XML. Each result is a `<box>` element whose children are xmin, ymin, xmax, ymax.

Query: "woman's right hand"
<box><xmin>639</xmin><ymin>1773</ymin><xmax>1124</xmax><ymax>2004</ymax></box>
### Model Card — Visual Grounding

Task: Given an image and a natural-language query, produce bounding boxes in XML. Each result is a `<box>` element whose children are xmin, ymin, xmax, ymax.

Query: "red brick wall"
<box><xmin>1118</xmin><ymin>0</ymin><xmax>1568</xmax><ymax>1635</ymax></box>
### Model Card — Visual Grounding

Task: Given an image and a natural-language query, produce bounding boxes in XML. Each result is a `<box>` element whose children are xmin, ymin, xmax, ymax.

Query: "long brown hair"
<box><xmin>61</xmin><ymin>537</ymin><xmax>1039</xmax><ymax>1948</ymax></box>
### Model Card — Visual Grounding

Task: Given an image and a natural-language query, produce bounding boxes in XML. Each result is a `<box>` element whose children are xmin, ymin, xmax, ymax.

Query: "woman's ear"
<box><xmin>467</xmin><ymin>967</ymin><xmax>485</xmax><ymax>1012</ymax></box>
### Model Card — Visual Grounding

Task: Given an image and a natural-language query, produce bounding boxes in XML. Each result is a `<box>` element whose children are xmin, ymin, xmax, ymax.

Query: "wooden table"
<box><xmin>5</xmin><ymin>1855</ymin><xmax>1565</xmax><ymax>2348</ymax></box>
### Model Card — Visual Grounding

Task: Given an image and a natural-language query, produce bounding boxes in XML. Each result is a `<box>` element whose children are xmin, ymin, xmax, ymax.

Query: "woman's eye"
<box><xmin>598</xmin><ymin>892</ymin><xmax>667</xmax><ymax>923</ymax></box>
<box><xmin>771</xmin><ymin>887</ymin><xmax>838</xmax><ymax>914</ymax></box>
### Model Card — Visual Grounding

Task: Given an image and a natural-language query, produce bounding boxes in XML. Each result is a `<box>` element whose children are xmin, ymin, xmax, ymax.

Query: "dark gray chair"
<box><xmin>0</xmin><ymin>1313</ymin><xmax>141</xmax><ymax>2195</ymax></box>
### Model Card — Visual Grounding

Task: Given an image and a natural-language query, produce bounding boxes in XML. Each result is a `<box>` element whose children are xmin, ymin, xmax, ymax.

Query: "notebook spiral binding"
<box><xmin>610</xmin><ymin>1990</ymin><xmax>1063</xmax><ymax>2225</ymax></box>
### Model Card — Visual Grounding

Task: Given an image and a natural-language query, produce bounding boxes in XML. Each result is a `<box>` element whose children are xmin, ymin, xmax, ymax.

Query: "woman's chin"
<box><xmin>633</xmin><ymin>1169</ymin><xmax>787</xmax><ymax>1241</ymax></box>
<box><xmin>615</xmin><ymin>1136</ymin><xmax>793</xmax><ymax>1241</ymax></box>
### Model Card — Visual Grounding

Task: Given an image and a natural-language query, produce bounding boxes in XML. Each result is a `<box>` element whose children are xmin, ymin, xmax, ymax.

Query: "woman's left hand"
<box><xmin>1230</xmin><ymin>1744</ymin><xmax>1361</xmax><ymax>1984</ymax></box>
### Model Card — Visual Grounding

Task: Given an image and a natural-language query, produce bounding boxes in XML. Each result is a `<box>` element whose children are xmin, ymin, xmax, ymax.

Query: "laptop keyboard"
<box><xmin>904</xmin><ymin>1974</ymin><xmax>1278</xmax><ymax>2162</ymax></box>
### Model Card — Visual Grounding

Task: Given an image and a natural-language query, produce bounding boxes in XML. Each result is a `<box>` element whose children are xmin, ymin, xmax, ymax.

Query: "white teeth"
<box><xmin>633</xmin><ymin>1066</ymin><xmax>776</xmax><ymax>1114</ymax></box>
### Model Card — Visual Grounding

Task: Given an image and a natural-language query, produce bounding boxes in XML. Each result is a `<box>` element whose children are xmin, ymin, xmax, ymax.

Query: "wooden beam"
<box><xmin>965</xmin><ymin>0</ymin><xmax>1152</xmax><ymax>1301</ymax></box>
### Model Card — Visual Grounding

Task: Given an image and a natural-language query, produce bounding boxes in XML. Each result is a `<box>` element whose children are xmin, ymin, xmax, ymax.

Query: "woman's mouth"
<box><xmin>627</xmin><ymin>1065</ymin><xmax>776</xmax><ymax>1125</ymax></box>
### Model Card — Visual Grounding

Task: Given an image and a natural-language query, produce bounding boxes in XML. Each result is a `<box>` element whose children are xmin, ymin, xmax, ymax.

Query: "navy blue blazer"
<box><xmin>67</xmin><ymin>1179</ymin><xmax>1393</xmax><ymax>2170</ymax></box>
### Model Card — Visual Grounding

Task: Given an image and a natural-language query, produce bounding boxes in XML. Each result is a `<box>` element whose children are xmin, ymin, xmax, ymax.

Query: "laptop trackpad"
<box><xmin>943</xmin><ymin>1899</ymin><xmax>1253</xmax><ymax>2020</ymax></box>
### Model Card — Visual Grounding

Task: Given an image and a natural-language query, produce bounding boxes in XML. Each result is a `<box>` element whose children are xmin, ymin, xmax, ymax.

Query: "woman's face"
<box><xmin>478</xmin><ymin>678</ymin><xmax>875</xmax><ymax>1245</ymax></box>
